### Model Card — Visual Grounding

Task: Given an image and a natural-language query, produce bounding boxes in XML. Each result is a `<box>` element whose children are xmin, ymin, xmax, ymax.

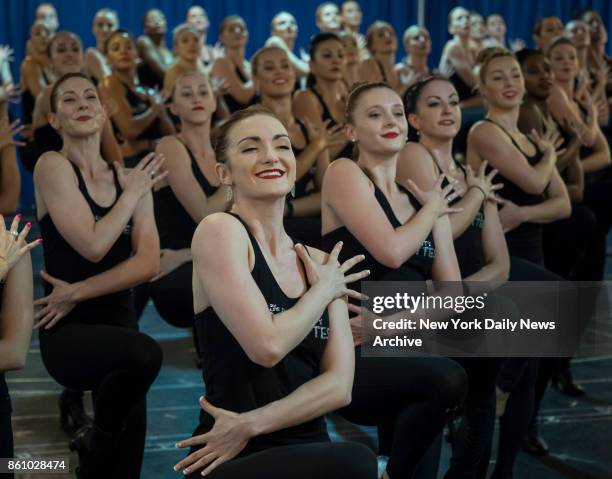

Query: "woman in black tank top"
<box><xmin>33</xmin><ymin>73</ymin><xmax>164</xmax><ymax>478</ymax></box>
<box><xmin>294</xmin><ymin>33</ymin><xmax>353</xmax><ymax>160</ymax></box>
<box><xmin>175</xmin><ymin>105</ymin><xmax>376</xmax><ymax>478</ymax></box>
<box><xmin>253</xmin><ymin>46</ymin><xmax>344</xmax><ymax>246</ymax></box>
<box><xmin>0</xmin><ymin>218</ymin><xmax>39</xmax><ymax>472</ymax></box>
<box><xmin>211</xmin><ymin>16</ymin><xmax>256</xmax><ymax>114</ymax></box>
<box><xmin>321</xmin><ymin>82</ymin><xmax>468</xmax><ymax>478</ymax></box>
<box><xmin>134</xmin><ymin>71</ymin><xmax>230</xmax><ymax>331</ymax></box>
<box><xmin>101</xmin><ymin>30</ymin><xmax>174</xmax><ymax>168</ymax></box>
<box><xmin>398</xmin><ymin>77</ymin><xmax>510</xmax><ymax>478</ymax></box>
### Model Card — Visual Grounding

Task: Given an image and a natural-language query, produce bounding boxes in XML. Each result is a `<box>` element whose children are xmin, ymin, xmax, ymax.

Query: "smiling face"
<box><xmin>50</xmin><ymin>33</ymin><xmax>83</xmax><ymax>76</ymax></box>
<box><xmin>218</xmin><ymin>114</ymin><xmax>296</xmax><ymax>201</ymax></box>
<box><xmin>566</xmin><ymin>20</ymin><xmax>590</xmax><ymax>49</ymax></box>
<box><xmin>171</xmin><ymin>73</ymin><xmax>216</xmax><ymax>125</ymax></box>
<box><xmin>271</xmin><ymin>12</ymin><xmax>298</xmax><ymax>44</ymax></box>
<box><xmin>106</xmin><ymin>32</ymin><xmax>137</xmax><ymax>71</ymax></box>
<box><xmin>93</xmin><ymin>11</ymin><xmax>118</xmax><ymax>44</ymax></box>
<box><xmin>347</xmin><ymin>86</ymin><xmax>407</xmax><ymax>155</ymax></box>
<box><xmin>403</xmin><ymin>26</ymin><xmax>431</xmax><ymax>57</ymax></box>
<box><xmin>480</xmin><ymin>56</ymin><xmax>525</xmax><ymax>109</ymax></box>
<box><xmin>175</xmin><ymin>28</ymin><xmax>200</xmax><ymax>62</ymax></box>
<box><xmin>549</xmin><ymin>42</ymin><xmax>579</xmax><ymax>83</ymax></box>
<box><xmin>409</xmin><ymin>79</ymin><xmax>461</xmax><ymax>140</ymax></box>
<box><xmin>521</xmin><ymin>53</ymin><xmax>553</xmax><ymax>100</ymax></box>
<box><xmin>341</xmin><ymin>1</ymin><xmax>362</xmax><ymax>28</ymax></box>
<box><xmin>187</xmin><ymin>6</ymin><xmax>209</xmax><ymax>35</ymax></box>
<box><xmin>317</xmin><ymin>4</ymin><xmax>341</xmax><ymax>32</ymax></box>
<box><xmin>310</xmin><ymin>38</ymin><xmax>346</xmax><ymax>81</ymax></box>
<box><xmin>50</xmin><ymin>76</ymin><xmax>105</xmax><ymax>137</ymax></box>
<box><xmin>253</xmin><ymin>48</ymin><xmax>296</xmax><ymax>98</ymax></box>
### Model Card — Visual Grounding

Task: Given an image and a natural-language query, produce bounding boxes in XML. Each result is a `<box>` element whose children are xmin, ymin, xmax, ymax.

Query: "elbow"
<box><xmin>330</xmin><ymin>376</ymin><xmax>353</xmax><ymax>408</ymax></box>
<box><xmin>525</xmin><ymin>178</ymin><xmax>549</xmax><ymax>196</ymax></box>
<box><xmin>375</xmin><ymin>249</ymin><xmax>405</xmax><ymax>270</ymax></box>
<box><xmin>248</xmin><ymin>344</ymin><xmax>283</xmax><ymax>369</ymax></box>
<box><xmin>560</xmin><ymin>200</ymin><xmax>572</xmax><ymax>219</ymax></box>
<box><xmin>2</xmin><ymin>350</ymin><xmax>27</xmax><ymax>371</ymax></box>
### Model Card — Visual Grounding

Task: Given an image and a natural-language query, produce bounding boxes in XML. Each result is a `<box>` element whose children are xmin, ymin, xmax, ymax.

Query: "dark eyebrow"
<box><xmin>238</xmin><ymin>133</ymin><xmax>289</xmax><ymax>145</ymax></box>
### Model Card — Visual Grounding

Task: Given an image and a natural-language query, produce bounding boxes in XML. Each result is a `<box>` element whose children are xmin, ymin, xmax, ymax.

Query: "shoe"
<box><xmin>523</xmin><ymin>427</ymin><xmax>549</xmax><ymax>456</ymax></box>
<box><xmin>495</xmin><ymin>387</ymin><xmax>510</xmax><ymax>417</ymax></box>
<box><xmin>552</xmin><ymin>368</ymin><xmax>585</xmax><ymax>397</ymax></box>
<box><xmin>72</xmin><ymin>424</ymin><xmax>118</xmax><ymax>479</ymax></box>
<box><xmin>59</xmin><ymin>389</ymin><xmax>92</xmax><ymax>435</ymax></box>
<box><xmin>377</xmin><ymin>455</ymin><xmax>389</xmax><ymax>479</ymax></box>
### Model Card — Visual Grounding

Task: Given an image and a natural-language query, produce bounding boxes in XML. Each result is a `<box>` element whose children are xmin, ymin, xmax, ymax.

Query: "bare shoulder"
<box><xmin>34</xmin><ymin>151</ymin><xmax>73</xmax><ymax>184</ymax></box>
<box><xmin>192</xmin><ymin>212</ymin><xmax>248</xmax><ymax>250</ymax></box>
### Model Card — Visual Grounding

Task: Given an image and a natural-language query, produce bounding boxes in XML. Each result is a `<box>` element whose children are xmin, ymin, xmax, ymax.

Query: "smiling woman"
<box><xmin>176</xmin><ymin>105</ymin><xmax>377</xmax><ymax>478</ymax></box>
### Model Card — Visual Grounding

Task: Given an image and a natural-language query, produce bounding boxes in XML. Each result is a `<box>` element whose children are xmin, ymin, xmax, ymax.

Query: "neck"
<box><xmin>487</xmin><ymin>105</ymin><xmax>520</xmax><ymax>132</ymax></box>
<box><xmin>232</xmin><ymin>197</ymin><xmax>288</xmax><ymax>252</ymax></box>
<box><xmin>179</xmin><ymin>57</ymin><xmax>198</xmax><ymax>69</ymax></box>
<box><xmin>281</xmin><ymin>37</ymin><xmax>295</xmax><ymax>50</ymax></box>
<box><xmin>95</xmin><ymin>37</ymin><xmax>105</xmax><ymax>52</ymax></box>
<box><xmin>493</xmin><ymin>34</ymin><xmax>505</xmax><ymax>46</ymax></box>
<box><xmin>113</xmin><ymin>67</ymin><xmax>137</xmax><ymax>86</ymax></box>
<box><xmin>555</xmin><ymin>78</ymin><xmax>574</xmax><ymax>97</ymax></box>
<box><xmin>409</xmin><ymin>53</ymin><xmax>428</xmax><ymax>72</ymax></box>
<box><xmin>260</xmin><ymin>95</ymin><xmax>294</xmax><ymax>126</ymax></box>
<box><xmin>454</xmin><ymin>34</ymin><xmax>470</xmax><ymax>49</ymax></box>
<box><xmin>419</xmin><ymin>135</ymin><xmax>454</xmax><ymax>169</ymax></box>
<box><xmin>225</xmin><ymin>46</ymin><xmax>245</xmax><ymax>63</ymax></box>
<box><xmin>356</xmin><ymin>149</ymin><xmax>399</xmax><ymax>194</ymax></box>
<box><xmin>315</xmin><ymin>76</ymin><xmax>343</xmax><ymax>97</ymax></box>
<box><xmin>178</xmin><ymin>120</ymin><xmax>213</xmax><ymax>157</ymax></box>
<box><xmin>148</xmin><ymin>33</ymin><xmax>165</xmax><ymax>47</ymax></box>
<box><xmin>525</xmin><ymin>94</ymin><xmax>548</xmax><ymax>115</ymax></box>
<box><xmin>576</xmin><ymin>46</ymin><xmax>588</xmax><ymax>69</ymax></box>
<box><xmin>61</xmin><ymin>132</ymin><xmax>104</xmax><ymax>175</ymax></box>
<box><xmin>374</xmin><ymin>51</ymin><xmax>396</xmax><ymax>66</ymax></box>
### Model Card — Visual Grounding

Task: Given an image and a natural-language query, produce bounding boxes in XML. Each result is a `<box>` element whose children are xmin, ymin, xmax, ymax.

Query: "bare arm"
<box><xmin>84</xmin><ymin>48</ymin><xmax>111</xmax><ymax>84</ymax></box>
<box><xmin>0</xmin><ymin>145</ymin><xmax>20</xmax><ymax>214</ymax></box>
<box><xmin>211</xmin><ymin>58</ymin><xmax>255</xmax><ymax>106</ymax></box>
<box><xmin>265</xmin><ymin>36</ymin><xmax>309</xmax><ymax>76</ymax></box>
<box><xmin>156</xmin><ymin>137</ymin><xmax>229</xmax><ymax>223</ymax></box>
<box><xmin>580</xmin><ymin>127</ymin><xmax>610</xmax><ymax>173</ymax></box>
<box><xmin>430</xmin><ymin>215</ymin><xmax>462</xmax><ymax>281</ymax></box>
<box><xmin>101</xmin><ymin>119</ymin><xmax>124</xmax><ymax>167</ymax></box>
<box><xmin>564</xmin><ymin>155</ymin><xmax>584</xmax><ymax>203</ymax></box>
<box><xmin>0</xmin><ymin>253</ymin><xmax>33</xmax><ymax>370</ymax></box>
<box><xmin>521</xmin><ymin>170</ymin><xmax>571</xmax><ymax>224</ymax></box>
<box><xmin>447</xmin><ymin>43</ymin><xmax>477</xmax><ymax>88</ymax></box>
<box><xmin>137</xmin><ymin>36</ymin><xmax>173</xmax><ymax>79</ymax></box>
<box><xmin>21</xmin><ymin>59</ymin><xmax>46</xmax><ymax>100</ymax></box>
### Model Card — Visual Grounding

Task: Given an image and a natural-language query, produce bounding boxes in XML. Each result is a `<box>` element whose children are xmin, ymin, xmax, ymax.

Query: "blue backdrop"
<box><xmin>1</xmin><ymin>0</ymin><xmax>610</xmax><ymax>210</ymax></box>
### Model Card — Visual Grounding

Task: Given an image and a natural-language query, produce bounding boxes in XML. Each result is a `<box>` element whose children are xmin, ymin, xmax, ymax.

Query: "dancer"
<box><xmin>398</xmin><ymin>26</ymin><xmax>433</xmax><ymax>89</ymax></box>
<box><xmin>186</xmin><ymin>5</ymin><xmax>218</xmax><ymax>70</ymax></box>
<box><xmin>174</xmin><ymin>105</ymin><xmax>377</xmax><ymax>479</ymax></box>
<box><xmin>137</xmin><ymin>9</ymin><xmax>174</xmax><ymax>90</ymax></box>
<box><xmin>34</xmin><ymin>72</ymin><xmax>164</xmax><ymax>478</ymax></box>
<box><xmin>84</xmin><ymin>8</ymin><xmax>118</xmax><ymax>85</ymax></box>
<box><xmin>265</xmin><ymin>12</ymin><xmax>309</xmax><ymax>80</ymax></box>
<box><xmin>316</xmin><ymin>3</ymin><xmax>342</xmax><ymax>34</ymax></box>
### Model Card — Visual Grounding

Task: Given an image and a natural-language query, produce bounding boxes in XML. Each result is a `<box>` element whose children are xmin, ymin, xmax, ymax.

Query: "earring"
<box><xmin>290</xmin><ymin>185</ymin><xmax>296</xmax><ymax>198</ymax></box>
<box><xmin>351</xmin><ymin>138</ymin><xmax>356</xmax><ymax>143</ymax></box>
<box><xmin>226</xmin><ymin>186</ymin><xmax>233</xmax><ymax>202</ymax></box>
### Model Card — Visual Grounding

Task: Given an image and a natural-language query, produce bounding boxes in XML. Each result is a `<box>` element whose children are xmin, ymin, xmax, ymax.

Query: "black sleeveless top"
<box><xmin>422</xmin><ymin>144</ymin><xmax>485</xmax><ymax>277</ymax></box>
<box><xmin>449</xmin><ymin>72</ymin><xmax>476</xmax><ymax>102</ymax></box>
<box><xmin>322</xmin><ymin>178</ymin><xmax>436</xmax><ymax>287</ymax></box>
<box><xmin>113</xmin><ymin>82</ymin><xmax>163</xmax><ymax>143</ymax></box>
<box><xmin>34</xmin><ymin>123</ymin><xmax>62</xmax><ymax>154</ymax></box>
<box><xmin>223</xmin><ymin>65</ymin><xmax>255</xmax><ymax>114</ymax></box>
<box><xmin>307</xmin><ymin>86</ymin><xmax>354</xmax><ymax>160</ymax></box>
<box><xmin>137</xmin><ymin>62</ymin><xmax>164</xmax><ymax>91</ymax></box>
<box><xmin>291</xmin><ymin>120</ymin><xmax>318</xmax><ymax>198</ymax></box>
<box><xmin>192</xmin><ymin>213</ymin><xmax>330</xmax><ymax>455</ymax></box>
<box><xmin>484</xmin><ymin>118</ymin><xmax>546</xmax><ymax>264</ymax></box>
<box><xmin>38</xmin><ymin>160</ymin><xmax>135</xmax><ymax>327</ymax></box>
<box><xmin>154</xmin><ymin>139</ymin><xmax>219</xmax><ymax>250</ymax></box>
<box><xmin>22</xmin><ymin>67</ymin><xmax>51</xmax><ymax>124</ymax></box>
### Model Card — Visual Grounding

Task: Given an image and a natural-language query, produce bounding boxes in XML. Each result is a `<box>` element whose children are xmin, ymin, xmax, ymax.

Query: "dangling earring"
<box><xmin>290</xmin><ymin>185</ymin><xmax>296</xmax><ymax>198</ymax></box>
<box><xmin>351</xmin><ymin>138</ymin><xmax>356</xmax><ymax>143</ymax></box>
<box><xmin>227</xmin><ymin>186</ymin><xmax>233</xmax><ymax>202</ymax></box>
<box><xmin>416</xmin><ymin>130</ymin><xmax>421</xmax><ymax>137</ymax></box>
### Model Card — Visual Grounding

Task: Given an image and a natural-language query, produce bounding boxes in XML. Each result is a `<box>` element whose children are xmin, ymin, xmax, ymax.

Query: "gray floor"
<box><xmin>6</xmin><ymin>217</ymin><xmax>612</xmax><ymax>478</ymax></box>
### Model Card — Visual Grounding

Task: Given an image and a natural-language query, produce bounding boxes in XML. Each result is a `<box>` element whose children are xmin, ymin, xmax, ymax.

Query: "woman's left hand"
<box><xmin>498</xmin><ymin>198</ymin><xmax>525</xmax><ymax>233</ymax></box>
<box><xmin>34</xmin><ymin>271</ymin><xmax>79</xmax><ymax>329</ymax></box>
<box><xmin>174</xmin><ymin>397</ymin><xmax>253</xmax><ymax>476</ymax></box>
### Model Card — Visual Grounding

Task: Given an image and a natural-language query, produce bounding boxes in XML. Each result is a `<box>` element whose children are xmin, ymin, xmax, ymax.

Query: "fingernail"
<box><xmin>16</xmin><ymin>213</ymin><xmax>21</xmax><ymax>219</ymax></box>
<box><xmin>26</xmin><ymin>222</ymin><xmax>31</xmax><ymax>228</ymax></box>
<box><xmin>37</xmin><ymin>239</ymin><xmax>43</xmax><ymax>244</ymax></box>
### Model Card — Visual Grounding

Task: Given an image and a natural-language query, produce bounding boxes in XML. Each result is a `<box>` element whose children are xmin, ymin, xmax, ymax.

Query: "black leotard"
<box><xmin>38</xmin><ymin>160</ymin><xmax>135</xmax><ymax>327</ymax></box>
<box><xmin>291</xmin><ymin>120</ymin><xmax>317</xmax><ymax>198</ymax></box>
<box><xmin>22</xmin><ymin>67</ymin><xmax>51</xmax><ymax>124</ymax></box>
<box><xmin>307</xmin><ymin>86</ymin><xmax>354</xmax><ymax>160</ymax></box>
<box><xmin>154</xmin><ymin>139</ymin><xmax>218</xmax><ymax>250</ymax></box>
<box><xmin>322</xmin><ymin>177</ymin><xmax>435</xmax><ymax>284</ymax></box>
<box><xmin>449</xmin><ymin>72</ymin><xmax>476</xmax><ymax>102</ymax></box>
<box><xmin>223</xmin><ymin>65</ymin><xmax>255</xmax><ymax>114</ymax></box>
<box><xmin>421</xmin><ymin>143</ymin><xmax>485</xmax><ymax>277</ymax></box>
<box><xmin>483</xmin><ymin>118</ymin><xmax>546</xmax><ymax>263</ymax></box>
<box><xmin>192</xmin><ymin>213</ymin><xmax>330</xmax><ymax>456</ymax></box>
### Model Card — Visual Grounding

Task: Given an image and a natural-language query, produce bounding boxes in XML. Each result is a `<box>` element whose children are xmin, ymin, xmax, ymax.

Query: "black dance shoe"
<box><xmin>59</xmin><ymin>389</ymin><xmax>92</xmax><ymax>435</ymax></box>
<box><xmin>69</xmin><ymin>424</ymin><xmax>93</xmax><ymax>479</ymax></box>
<box><xmin>551</xmin><ymin>368</ymin><xmax>585</xmax><ymax>397</ymax></box>
<box><xmin>523</xmin><ymin>426</ymin><xmax>549</xmax><ymax>456</ymax></box>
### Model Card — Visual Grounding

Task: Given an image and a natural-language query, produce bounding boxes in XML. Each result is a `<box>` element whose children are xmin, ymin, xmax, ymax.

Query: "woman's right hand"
<box><xmin>465</xmin><ymin>160</ymin><xmax>503</xmax><ymax>203</ymax></box>
<box><xmin>294</xmin><ymin>241</ymin><xmax>370</xmax><ymax>303</ymax></box>
<box><xmin>404</xmin><ymin>175</ymin><xmax>463</xmax><ymax>217</ymax></box>
<box><xmin>304</xmin><ymin>119</ymin><xmax>345</xmax><ymax>152</ymax></box>
<box><xmin>114</xmin><ymin>153</ymin><xmax>168</xmax><ymax>201</ymax></box>
<box><xmin>0</xmin><ymin>215</ymin><xmax>41</xmax><ymax>280</ymax></box>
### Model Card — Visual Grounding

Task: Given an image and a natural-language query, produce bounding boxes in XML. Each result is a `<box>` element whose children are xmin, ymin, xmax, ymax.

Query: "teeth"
<box><xmin>257</xmin><ymin>171</ymin><xmax>282</xmax><ymax>178</ymax></box>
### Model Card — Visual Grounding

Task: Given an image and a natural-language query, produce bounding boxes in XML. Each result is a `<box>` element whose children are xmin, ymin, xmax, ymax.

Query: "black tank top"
<box><xmin>307</xmin><ymin>86</ymin><xmax>354</xmax><ymax>160</ymax></box>
<box><xmin>223</xmin><ymin>65</ymin><xmax>255</xmax><ymax>114</ymax></box>
<box><xmin>34</xmin><ymin>123</ymin><xmax>62</xmax><ymax>154</ymax></box>
<box><xmin>322</xmin><ymin>177</ymin><xmax>436</xmax><ymax>287</ymax></box>
<box><xmin>154</xmin><ymin>139</ymin><xmax>219</xmax><ymax>250</ymax></box>
<box><xmin>421</xmin><ymin>143</ymin><xmax>485</xmax><ymax>277</ymax></box>
<box><xmin>449</xmin><ymin>72</ymin><xmax>476</xmax><ymax>102</ymax></box>
<box><xmin>192</xmin><ymin>213</ymin><xmax>330</xmax><ymax>455</ymax></box>
<box><xmin>483</xmin><ymin>118</ymin><xmax>546</xmax><ymax>263</ymax></box>
<box><xmin>22</xmin><ymin>67</ymin><xmax>51</xmax><ymax>124</ymax></box>
<box><xmin>291</xmin><ymin>119</ymin><xmax>317</xmax><ymax>198</ymax></box>
<box><xmin>112</xmin><ymin>82</ymin><xmax>163</xmax><ymax>143</ymax></box>
<box><xmin>38</xmin><ymin>160</ymin><xmax>136</xmax><ymax>327</ymax></box>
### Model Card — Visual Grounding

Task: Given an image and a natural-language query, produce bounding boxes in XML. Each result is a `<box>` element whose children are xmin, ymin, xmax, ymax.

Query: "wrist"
<box><xmin>241</xmin><ymin>410</ymin><xmax>263</xmax><ymax>438</ymax></box>
<box><xmin>70</xmin><ymin>281</ymin><xmax>87</xmax><ymax>303</ymax></box>
<box><xmin>468</xmin><ymin>185</ymin><xmax>487</xmax><ymax>201</ymax></box>
<box><xmin>518</xmin><ymin>206</ymin><xmax>530</xmax><ymax>223</ymax></box>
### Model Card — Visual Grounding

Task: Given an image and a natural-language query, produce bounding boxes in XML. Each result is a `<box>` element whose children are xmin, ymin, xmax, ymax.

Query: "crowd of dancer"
<box><xmin>1</xmin><ymin>2</ymin><xmax>611</xmax><ymax>478</ymax></box>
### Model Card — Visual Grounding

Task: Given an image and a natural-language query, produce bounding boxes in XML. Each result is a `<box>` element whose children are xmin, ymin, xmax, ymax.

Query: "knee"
<box><xmin>332</xmin><ymin>443</ymin><xmax>378</xmax><ymax>479</ymax></box>
<box><xmin>574</xmin><ymin>206</ymin><xmax>597</xmax><ymax>237</ymax></box>
<box><xmin>433</xmin><ymin>360</ymin><xmax>468</xmax><ymax>410</ymax></box>
<box><xmin>130</xmin><ymin>334</ymin><xmax>163</xmax><ymax>381</ymax></box>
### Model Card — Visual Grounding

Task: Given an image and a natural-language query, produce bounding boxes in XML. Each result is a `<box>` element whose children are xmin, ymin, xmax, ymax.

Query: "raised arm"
<box><xmin>265</xmin><ymin>36</ymin><xmax>309</xmax><ymax>76</ymax></box>
<box><xmin>34</xmin><ymin>152</ymin><xmax>164</xmax><ymax>262</ymax></box>
<box><xmin>84</xmin><ymin>48</ymin><xmax>111</xmax><ymax>84</ymax></box>
<box><xmin>211</xmin><ymin>58</ymin><xmax>255</xmax><ymax>106</ymax></box>
<box><xmin>137</xmin><ymin>36</ymin><xmax>172</xmax><ymax>80</ymax></box>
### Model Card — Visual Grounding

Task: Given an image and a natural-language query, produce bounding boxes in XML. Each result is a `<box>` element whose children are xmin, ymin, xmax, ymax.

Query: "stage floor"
<box><xmin>6</xmin><ymin>218</ymin><xmax>612</xmax><ymax>479</ymax></box>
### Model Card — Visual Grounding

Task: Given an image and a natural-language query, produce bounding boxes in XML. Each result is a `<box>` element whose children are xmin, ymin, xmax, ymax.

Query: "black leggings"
<box><xmin>339</xmin><ymin>350</ymin><xmax>468</xmax><ymax>478</ymax></box>
<box><xmin>134</xmin><ymin>263</ymin><xmax>194</xmax><ymax>328</ymax></box>
<box><xmin>579</xmin><ymin>179</ymin><xmax>612</xmax><ymax>281</ymax></box>
<box><xmin>40</xmin><ymin>322</ymin><xmax>162</xmax><ymax>477</ymax></box>
<box><xmin>186</xmin><ymin>442</ymin><xmax>378</xmax><ymax>479</ymax></box>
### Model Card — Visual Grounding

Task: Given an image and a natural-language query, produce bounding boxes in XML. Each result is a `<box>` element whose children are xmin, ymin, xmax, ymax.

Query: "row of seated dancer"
<box><xmin>0</xmin><ymin>3</ymin><xmax>611</xmax><ymax>479</ymax></box>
